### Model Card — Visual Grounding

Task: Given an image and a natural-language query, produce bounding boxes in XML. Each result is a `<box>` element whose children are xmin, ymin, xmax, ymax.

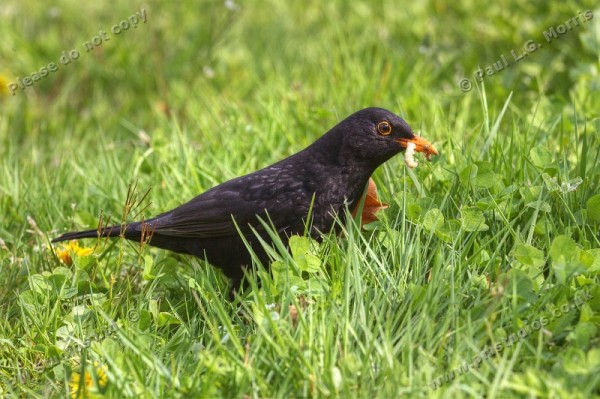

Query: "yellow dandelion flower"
<box><xmin>56</xmin><ymin>247</ymin><xmax>73</xmax><ymax>265</ymax></box>
<box><xmin>0</xmin><ymin>74</ymin><xmax>12</xmax><ymax>97</ymax></box>
<box><xmin>69</xmin><ymin>362</ymin><xmax>108</xmax><ymax>399</ymax></box>
<box><xmin>74</xmin><ymin>245</ymin><xmax>94</xmax><ymax>257</ymax></box>
<box><xmin>55</xmin><ymin>241</ymin><xmax>94</xmax><ymax>266</ymax></box>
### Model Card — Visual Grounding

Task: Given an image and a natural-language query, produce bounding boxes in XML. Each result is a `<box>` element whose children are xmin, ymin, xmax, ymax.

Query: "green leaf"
<box><xmin>534</xmin><ymin>215</ymin><xmax>548</xmax><ymax>235</ymax></box>
<box><xmin>587</xmin><ymin>249</ymin><xmax>600</xmax><ymax>272</ymax></box>
<box><xmin>60</xmin><ymin>287</ymin><xmax>78</xmax><ymax>300</ymax></box>
<box><xmin>158</xmin><ymin>312</ymin><xmax>180</xmax><ymax>327</ymax></box>
<box><xmin>288</xmin><ymin>276</ymin><xmax>308</xmax><ymax>292</ymax></box>
<box><xmin>569</xmin><ymin>322</ymin><xmax>598</xmax><ymax>348</ymax></box>
<box><xmin>52</xmin><ymin>267</ymin><xmax>73</xmax><ymax>279</ymax></box>
<box><xmin>271</xmin><ymin>261</ymin><xmax>307</xmax><ymax>291</ymax></box>
<box><xmin>149</xmin><ymin>299</ymin><xmax>159</xmax><ymax>322</ymax></box>
<box><xmin>519</xmin><ymin>185</ymin><xmax>542</xmax><ymax>203</ymax></box>
<box><xmin>49</xmin><ymin>269</ymin><xmax>78</xmax><ymax>299</ymax></box>
<box><xmin>289</xmin><ymin>235</ymin><xmax>310</xmax><ymax>258</ymax></box>
<box><xmin>271</xmin><ymin>260</ymin><xmax>287</xmax><ymax>288</ymax></box>
<box><xmin>289</xmin><ymin>236</ymin><xmax>321</xmax><ymax>273</ymax></box>
<box><xmin>525</xmin><ymin>200</ymin><xmax>551</xmax><ymax>213</ymax></box>
<box><xmin>549</xmin><ymin>235</ymin><xmax>578</xmax><ymax>260</ymax></box>
<box><xmin>19</xmin><ymin>290</ymin><xmax>38</xmax><ymax>308</ymax></box>
<box><xmin>423</xmin><ymin>208</ymin><xmax>444</xmax><ymax>232</ymax></box>
<box><xmin>435</xmin><ymin>219</ymin><xmax>460</xmax><ymax>243</ymax></box>
<box><xmin>71</xmin><ymin>305</ymin><xmax>92</xmax><ymax>323</ymax></box>
<box><xmin>74</xmin><ymin>253</ymin><xmax>96</xmax><ymax>271</ymax></box>
<box><xmin>561</xmin><ymin>347</ymin><xmax>589</xmax><ymax>375</ymax></box>
<box><xmin>432</xmin><ymin>163</ymin><xmax>454</xmax><ymax>181</ymax></box>
<box><xmin>588</xmin><ymin>348</ymin><xmax>600</xmax><ymax>370</ymax></box>
<box><xmin>513</xmin><ymin>244</ymin><xmax>545</xmax><ymax>268</ymax></box>
<box><xmin>580</xmin><ymin>250</ymin><xmax>596</xmax><ymax>269</ymax></box>
<box><xmin>137</xmin><ymin>310</ymin><xmax>152</xmax><ymax>330</ymax></box>
<box><xmin>460</xmin><ymin>206</ymin><xmax>489</xmax><ymax>232</ymax></box>
<box><xmin>407</xmin><ymin>197</ymin><xmax>435</xmax><ymax>221</ymax></box>
<box><xmin>549</xmin><ymin>235</ymin><xmax>586</xmax><ymax>283</ymax></box>
<box><xmin>458</xmin><ymin>164</ymin><xmax>478</xmax><ymax>185</ymax></box>
<box><xmin>587</xmin><ymin>194</ymin><xmax>600</xmax><ymax>223</ymax></box>
<box><xmin>301</xmin><ymin>254</ymin><xmax>322</xmax><ymax>273</ymax></box>
<box><xmin>530</xmin><ymin>147</ymin><xmax>553</xmax><ymax>169</ymax></box>
<box><xmin>29</xmin><ymin>274</ymin><xmax>51</xmax><ymax>296</ymax></box>
<box><xmin>561</xmin><ymin>347</ymin><xmax>600</xmax><ymax>375</ymax></box>
<box><xmin>541</xmin><ymin>173</ymin><xmax>560</xmax><ymax>192</ymax></box>
<box><xmin>406</xmin><ymin>202</ymin><xmax>422</xmax><ymax>221</ymax></box>
<box><xmin>143</xmin><ymin>255</ymin><xmax>155</xmax><ymax>280</ymax></box>
<box><xmin>47</xmin><ymin>273</ymin><xmax>67</xmax><ymax>291</ymax></box>
<box><xmin>472</xmin><ymin>161</ymin><xmax>501</xmax><ymax>189</ymax></box>
<box><xmin>306</xmin><ymin>277</ymin><xmax>328</xmax><ymax>296</ymax></box>
<box><xmin>505</xmin><ymin>269</ymin><xmax>537</xmax><ymax>303</ymax></box>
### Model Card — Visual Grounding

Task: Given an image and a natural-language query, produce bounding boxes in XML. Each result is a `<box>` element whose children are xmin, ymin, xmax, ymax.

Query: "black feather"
<box><xmin>52</xmin><ymin>107</ymin><xmax>416</xmax><ymax>294</ymax></box>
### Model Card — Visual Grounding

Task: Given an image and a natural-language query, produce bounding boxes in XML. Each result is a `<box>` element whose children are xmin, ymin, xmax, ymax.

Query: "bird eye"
<box><xmin>377</xmin><ymin>121</ymin><xmax>392</xmax><ymax>136</ymax></box>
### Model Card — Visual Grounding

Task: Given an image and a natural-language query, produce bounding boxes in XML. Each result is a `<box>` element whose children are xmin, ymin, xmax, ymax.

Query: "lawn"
<box><xmin>1</xmin><ymin>0</ymin><xmax>599</xmax><ymax>398</ymax></box>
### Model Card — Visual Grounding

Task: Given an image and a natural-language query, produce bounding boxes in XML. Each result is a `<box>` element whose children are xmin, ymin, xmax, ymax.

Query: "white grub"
<box><xmin>404</xmin><ymin>141</ymin><xmax>418</xmax><ymax>168</ymax></box>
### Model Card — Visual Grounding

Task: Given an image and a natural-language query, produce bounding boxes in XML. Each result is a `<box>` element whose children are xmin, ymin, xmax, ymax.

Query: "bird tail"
<box><xmin>51</xmin><ymin>224</ymin><xmax>134</xmax><ymax>243</ymax></box>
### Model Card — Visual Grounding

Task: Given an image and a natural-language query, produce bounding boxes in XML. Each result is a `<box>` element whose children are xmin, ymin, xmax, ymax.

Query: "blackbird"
<box><xmin>52</xmin><ymin>107</ymin><xmax>438</xmax><ymax>295</ymax></box>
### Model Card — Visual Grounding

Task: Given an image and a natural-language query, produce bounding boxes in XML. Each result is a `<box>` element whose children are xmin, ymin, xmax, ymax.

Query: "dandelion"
<box><xmin>0</xmin><ymin>74</ymin><xmax>12</xmax><ymax>97</ymax></box>
<box><xmin>69</xmin><ymin>361</ymin><xmax>108</xmax><ymax>399</ymax></box>
<box><xmin>55</xmin><ymin>241</ymin><xmax>94</xmax><ymax>266</ymax></box>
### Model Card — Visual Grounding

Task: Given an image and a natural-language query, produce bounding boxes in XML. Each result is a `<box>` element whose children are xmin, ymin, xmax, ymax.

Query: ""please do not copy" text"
<box><xmin>6</xmin><ymin>8</ymin><xmax>147</xmax><ymax>96</ymax></box>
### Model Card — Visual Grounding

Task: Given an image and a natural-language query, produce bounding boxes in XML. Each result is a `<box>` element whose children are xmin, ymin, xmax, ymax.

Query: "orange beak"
<box><xmin>397</xmin><ymin>135</ymin><xmax>439</xmax><ymax>160</ymax></box>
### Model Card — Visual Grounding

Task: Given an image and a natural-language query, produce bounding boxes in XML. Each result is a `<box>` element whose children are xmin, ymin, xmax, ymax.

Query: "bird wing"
<box><xmin>141</xmin><ymin>167</ymin><xmax>310</xmax><ymax>239</ymax></box>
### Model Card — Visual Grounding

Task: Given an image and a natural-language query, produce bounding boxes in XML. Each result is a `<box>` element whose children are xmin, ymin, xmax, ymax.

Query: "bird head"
<box><xmin>339</xmin><ymin>107</ymin><xmax>438</xmax><ymax>166</ymax></box>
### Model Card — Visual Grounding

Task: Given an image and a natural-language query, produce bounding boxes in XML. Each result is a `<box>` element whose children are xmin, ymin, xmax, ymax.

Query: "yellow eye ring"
<box><xmin>377</xmin><ymin>121</ymin><xmax>392</xmax><ymax>136</ymax></box>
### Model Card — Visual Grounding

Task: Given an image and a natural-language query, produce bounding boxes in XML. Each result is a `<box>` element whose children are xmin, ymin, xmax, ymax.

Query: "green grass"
<box><xmin>1</xmin><ymin>0</ymin><xmax>600</xmax><ymax>397</ymax></box>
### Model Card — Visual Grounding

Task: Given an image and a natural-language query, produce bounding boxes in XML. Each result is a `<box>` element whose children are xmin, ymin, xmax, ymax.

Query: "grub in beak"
<box><xmin>397</xmin><ymin>135</ymin><xmax>438</xmax><ymax>165</ymax></box>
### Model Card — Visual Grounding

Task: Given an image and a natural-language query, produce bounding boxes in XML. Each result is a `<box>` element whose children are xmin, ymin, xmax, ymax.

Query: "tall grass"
<box><xmin>1</xmin><ymin>0</ymin><xmax>599</xmax><ymax>397</ymax></box>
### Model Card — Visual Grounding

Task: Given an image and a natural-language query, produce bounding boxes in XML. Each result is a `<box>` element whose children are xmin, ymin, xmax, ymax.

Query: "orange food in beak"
<box><xmin>397</xmin><ymin>135</ymin><xmax>439</xmax><ymax>159</ymax></box>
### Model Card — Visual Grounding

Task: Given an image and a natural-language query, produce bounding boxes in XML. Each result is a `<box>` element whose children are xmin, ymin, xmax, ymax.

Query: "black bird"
<box><xmin>52</xmin><ymin>108</ymin><xmax>438</xmax><ymax>295</ymax></box>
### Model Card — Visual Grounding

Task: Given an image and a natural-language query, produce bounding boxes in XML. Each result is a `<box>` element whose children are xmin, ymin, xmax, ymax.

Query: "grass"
<box><xmin>1</xmin><ymin>0</ymin><xmax>600</xmax><ymax>397</ymax></box>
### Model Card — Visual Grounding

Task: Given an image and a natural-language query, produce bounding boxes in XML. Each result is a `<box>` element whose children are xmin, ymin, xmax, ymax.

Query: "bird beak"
<box><xmin>397</xmin><ymin>135</ymin><xmax>439</xmax><ymax>159</ymax></box>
